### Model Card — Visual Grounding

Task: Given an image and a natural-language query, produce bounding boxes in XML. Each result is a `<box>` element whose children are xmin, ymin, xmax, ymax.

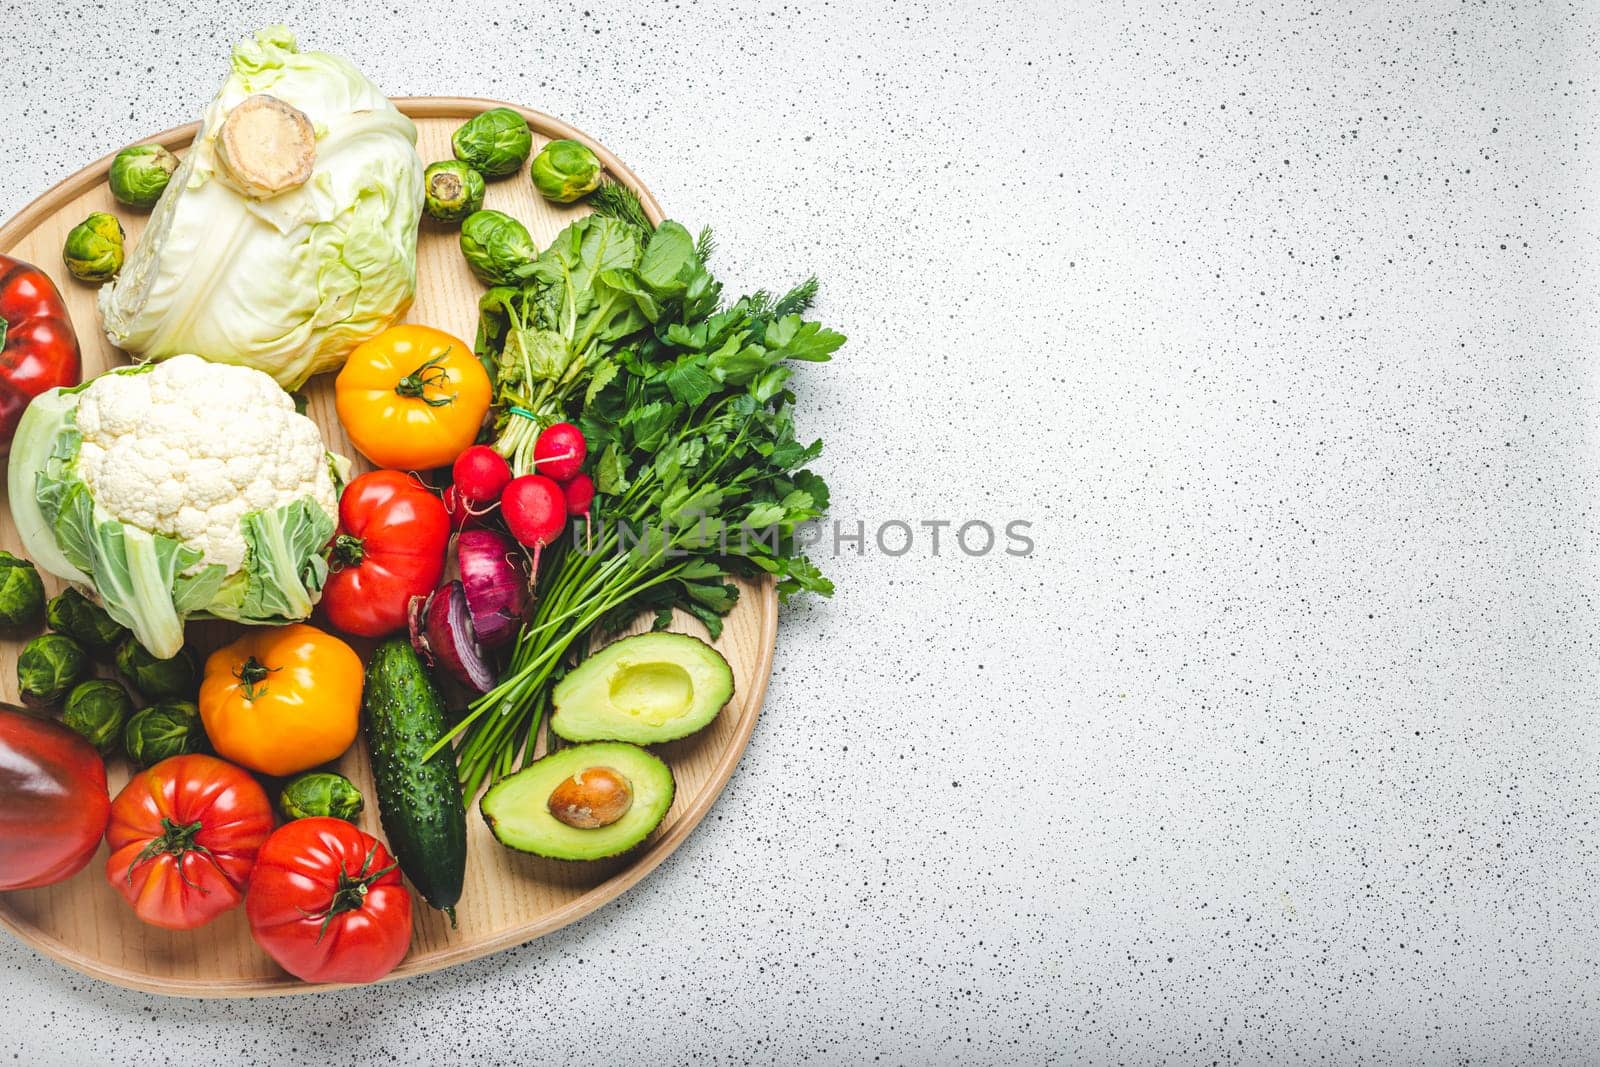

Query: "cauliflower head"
<box><xmin>74</xmin><ymin>355</ymin><xmax>337</xmax><ymax>571</ymax></box>
<box><xmin>7</xmin><ymin>356</ymin><xmax>345</xmax><ymax>657</ymax></box>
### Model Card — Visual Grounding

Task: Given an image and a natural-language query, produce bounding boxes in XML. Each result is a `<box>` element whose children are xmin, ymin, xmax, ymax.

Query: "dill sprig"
<box><xmin>587</xmin><ymin>181</ymin><xmax>653</xmax><ymax>231</ymax></box>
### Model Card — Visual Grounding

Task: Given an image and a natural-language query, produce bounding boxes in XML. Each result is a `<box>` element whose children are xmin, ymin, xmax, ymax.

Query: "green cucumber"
<box><xmin>362</xmin><ymin>638</ymin><xmax>467</xmax><ymax>923</ymax></box>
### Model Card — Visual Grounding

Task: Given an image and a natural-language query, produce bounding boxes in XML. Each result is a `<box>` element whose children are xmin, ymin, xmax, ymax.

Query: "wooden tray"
<box><xmin>0</xmin><ymin>98</ymin><xmax>776</xmax><ymax>996</ymax></box>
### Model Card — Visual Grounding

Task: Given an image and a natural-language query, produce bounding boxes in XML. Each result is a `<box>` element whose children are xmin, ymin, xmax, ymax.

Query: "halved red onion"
<box><xmin>410</xmin><ymin>581</ymin><xmax>495</xmax><ymax>692</ymax></box>
<box><xmin>455</xmin><ymin>528</ymin><xmax>530</xmax><ymax>649</ymax></box>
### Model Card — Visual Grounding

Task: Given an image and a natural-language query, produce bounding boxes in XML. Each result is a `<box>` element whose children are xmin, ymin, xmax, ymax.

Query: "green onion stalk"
<box><xmin>493</xmin><ymin>404</ymin><xmax>546</xmax><ymax>477</ymax></box>
<box><xmin>441</xmin><ymin>515</ymin><xmax>679</xmax><ymax>797</ymax></box>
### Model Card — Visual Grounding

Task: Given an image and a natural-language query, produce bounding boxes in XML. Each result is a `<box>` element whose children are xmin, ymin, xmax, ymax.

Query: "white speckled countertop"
<box><xmin>4</xmin><ymin>0</ymin><xmax>1599</xmax><ymax>1062</ymax></box>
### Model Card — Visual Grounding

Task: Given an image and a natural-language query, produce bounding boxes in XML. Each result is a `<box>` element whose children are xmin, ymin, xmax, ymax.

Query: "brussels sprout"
<box><xmin>0</xmin><ymin>552</ymin><xmax>45</xmax><ymax>630</ymax></box>
<box><xmin>17</xmin><ymin>634</ymin><xmax>89</xmax><ymax>706</ymax></box>
<box><xmin>123</xmin><ymin>699</ymin><xmax>205</xmax><ymax>768</ymax></box>
<box><xmin>115</xmin><ymin>638</ymin><xmax>197</xmax><ymax>701</ymax></box>
<box><xmin>60</xmin><ymin>679</ymin><xmax>133</xmax><ymax>757</ymax></box>
<box><xmin>63</xmin><ymin>212</ymin><xmax>124</xmax><ymax>283</ymax></box>
<box><xmin>460</xmin><ymin>210</ymin><xmax>536</xmax><ymax>286</ymax></box>
<box><xmin>530</xmin><ymin>140</ymin><xmax>603</xmax><ymax>204</ymax></box>
<box><xmin>108</xmin><ymin>144</ymin><xmax>179</xmax><ymax>209</ymax></box>
<box><xmin>423</xmin><ymin>160</ymin><xmax>486</xmax><ymax>223</ymax></box>
<box><xmin>451</xmin><ymin>107</ymin><xmax>532</xmax><ymax>179</ymax></box>
<box><xmin>278</xmin><ymin>772</ymin><xmax>365</xmax><ymax>823</ymax></box>
<box><xmin>47</xmin><ymin>588</ymin><xmax>129</xmax><ymax>655</ymax></box>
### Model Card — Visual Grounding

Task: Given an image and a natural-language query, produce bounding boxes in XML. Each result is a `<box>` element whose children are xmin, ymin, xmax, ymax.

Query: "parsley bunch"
<box><xmin>444</xmin><ymin>189</ymin><xmax>843</xmax><ymax>794</ymax></box>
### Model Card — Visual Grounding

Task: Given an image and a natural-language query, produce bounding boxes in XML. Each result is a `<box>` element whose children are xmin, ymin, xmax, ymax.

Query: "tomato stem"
<box><xmin>332</xmin><ymin>533</ymin><xmax>366</xmax><ymax>568</ymax></box>
<box><xmin>127</xmin><ymin>817</ymin><xmax>215</xmax><ymax>891</ymax></box>
<box><xmin>235</xmin><ymin>656</ymin><xmax>279</xmax><ymax>701</ymax></box>
<box><xmin>394</xmin><ymin>350</ymin><xmax>456</xmax><ymax>408</ymax></box>
<box><xmin>306</xmin><ymin>841</ymin><xmax>399</xmax><ymax>943</ymax></box>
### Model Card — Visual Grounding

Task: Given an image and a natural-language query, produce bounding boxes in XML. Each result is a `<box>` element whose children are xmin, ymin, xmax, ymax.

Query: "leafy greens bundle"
<box><xmin>446</xmin><ymin>188</ymin><xmax>843</xmax><ymax>794</ymax></box>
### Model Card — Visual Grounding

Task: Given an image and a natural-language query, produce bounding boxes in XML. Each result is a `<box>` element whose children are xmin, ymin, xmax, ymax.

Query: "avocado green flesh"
<box><xmin>481</xmin><ymin>742</ymin><xmax>675</xmax><ymax>860</ymax></box>
<box><xmin>550</xmin><ymin>632</ymin><xmax>734</xmax><ymax>744</ymax></box>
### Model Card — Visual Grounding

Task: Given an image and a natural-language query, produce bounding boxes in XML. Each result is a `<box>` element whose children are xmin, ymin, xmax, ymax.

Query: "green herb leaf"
<box><xmin>597</xmin><ymin>443</ymin><xmax>629</xmax><ymax>495</ymax></box>
<box><xmin>765</xmin><ymin>315</ymin><xmax>846</xmax><ymax>362</ymax></box>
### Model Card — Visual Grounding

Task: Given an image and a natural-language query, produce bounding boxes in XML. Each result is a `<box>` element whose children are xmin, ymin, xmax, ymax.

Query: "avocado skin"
<box><xmin>481</xmin><ymin>741</ymin><xmax>676</xmax><ymax>861</ymax></box>
<box><xmin>550</xmin><ymin>632</ymin><xmax>734</xmax><ymax>745</ymax></box>
<box><xmin>363</xmin><ymin>639</ymin><xmax>468</xmax><ymax>920</ymax></box>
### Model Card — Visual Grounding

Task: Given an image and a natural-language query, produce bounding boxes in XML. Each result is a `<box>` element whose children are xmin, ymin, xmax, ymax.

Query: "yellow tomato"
<box><xmin>199</xmin><ymin>624</ymin><xmax>364</xmax><ymax>777</ymax></box>
<box><xmin>335</xmin><ymin>324</ymin><xmax>491</xmax><ymax>469</ymax></box>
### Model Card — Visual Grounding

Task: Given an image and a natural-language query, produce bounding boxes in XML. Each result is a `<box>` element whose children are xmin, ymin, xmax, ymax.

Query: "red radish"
<box><xmin>563</xmin><ymin>472</ymin><xmax>594</xmax><ymax>518</ymax></box>
<box><xmin>502</xmin><ymin>474</ymin><xmax>567</xmax><ymax>572</ymax></box>
<box><xmin>533</xmin><ymin>422</ymin><xmax>587</xmax><ymax>482</ymax></box>
<box><xmin>560</xmin><ymin>473</ymin><xmax>592</xmax><ymax>550</ymax></box>
<box><xmin>409</xmin><ymin>582</ymin><xmax>495</xmax><ymax>693</ymax></box>
<box><xmin>452</xmin><ymin>446</ymin><xmax>513</xmax><ymax>505</ymax></box>
<box><xmin>455</xmin><ymin>529</ymin><xmax>529</xmax><ymax>648</ymax></box>
<box><xmin>563</xmin><ymin>472</ymin><xmax>595</xmax><ymax>550</ymax></box>
<box><xmin>442</xmin><ymin>483</ymin><xmax>488</xmax><ymax>531</ymax></box>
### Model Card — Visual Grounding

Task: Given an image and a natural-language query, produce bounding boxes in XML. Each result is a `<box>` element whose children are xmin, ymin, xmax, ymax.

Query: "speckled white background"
<box><xmin>3</xmin><ymin>0</ymin><xmax>1598</xmax><ymax>1062</ymax></box>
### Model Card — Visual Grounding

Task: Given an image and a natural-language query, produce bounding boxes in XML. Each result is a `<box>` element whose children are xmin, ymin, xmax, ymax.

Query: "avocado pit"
<box><xmin>547</xmin><ymin>766</ymin><xmax>633</xmax><ymax>829</ymax></box>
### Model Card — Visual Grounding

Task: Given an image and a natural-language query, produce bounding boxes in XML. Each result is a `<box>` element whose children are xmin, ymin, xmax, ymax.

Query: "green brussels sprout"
<box><xmin>423</xmin><ymin>160</ymin><xmax>486</xmax><ymax>223</ymax></box>
<box><xmin>123</xmin><ymin>699</ymin><xmax>205</xmax><ymax>768</ymax></box>
<box><xmin>62</xmin><ymin>212</ymin><xmax>124</xmax><ymax>283</ymax></box>
<box><xmin>460</xmin><ymin>209</ymin><xmax>536</xmax><ymax>285</ymax></box>
<box><xmin>278</xmin><ymin>772</ymin><xmax>365</xmax><ymax>823</ymax></box>
<box><xmin>17</xmin><ymin>633</ymin><xmax>89</xmax><ymax>706</ymax></box>
<box><xmin>60</xmin><ymin>679</ymin><xmax>133</xmax><ymax>757</ymax></box>
<box><xmin>46</xmin><ymin>588</ymin><xmax>129</xmax><ymax>655</ymax></box>
<box><xmin>108</xmin><ymin>144</ymin><xmax>179</xmax><ymax>209</ymax></box>
<box><xmin>530</xmin><ymin>139</ymin><xmax>603</xmax><ymax>204</ymax></box>
<box><xmin>451</xmin><ymin>107</ymin><xmax>533</xmax><ymax>179</ymax></box>
<box><xmin>115</xmin><ymin>638</ymin><xmax>197</xmax><ymax>701</ymax></box>
<box><xmin>0</xmin><ymin>552</ymin><xmax>45</xmax><ymax>630</ymax></box>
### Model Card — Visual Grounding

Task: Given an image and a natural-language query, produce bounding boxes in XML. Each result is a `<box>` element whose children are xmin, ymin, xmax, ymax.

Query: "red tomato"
<box><xmin>0</xmin><ymin>707</ymin><xmax>109</xmax><ymax>890</ymax></box>
<box><xmin>245</xmin><ymin>818</ymin><xmax>414</xmax><ymax>985</ymax></box>
<box><xmin>322</xmin><ymin>470</ymin><xmax>450</xmax><ymax>638</ymax></box>
<box><xmin>0</xmin><ymin>254</ymin><xmax>80</xmax><ymax>453</ymax></box>
<box><xmin>105</xmin><ymin>754</ymin><xmax>274</xmax><ymax>930</ymax></box>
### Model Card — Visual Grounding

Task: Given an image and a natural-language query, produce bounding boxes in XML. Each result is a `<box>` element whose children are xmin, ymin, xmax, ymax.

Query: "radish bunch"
<box><xmin>449</xmin><ymin>423</ymin><xmax>593</xmax><ymax>570</ymax></box>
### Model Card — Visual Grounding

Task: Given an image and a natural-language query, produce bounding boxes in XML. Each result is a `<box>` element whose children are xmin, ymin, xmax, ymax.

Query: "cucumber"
<box><xmin>362</xmin><ymin>638</ymin><xmax>467</xmax><ymax>923</ymax></box>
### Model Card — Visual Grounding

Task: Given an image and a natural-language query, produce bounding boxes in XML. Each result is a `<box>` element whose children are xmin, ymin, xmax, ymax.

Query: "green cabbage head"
<box><xmin>97</xmin><ymin>27</ymin><xmax>423</xmax><ymax>390</ymax></box>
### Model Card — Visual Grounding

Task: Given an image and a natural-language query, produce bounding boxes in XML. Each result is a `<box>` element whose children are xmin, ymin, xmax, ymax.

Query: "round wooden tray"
<box><xmin>0</xmin><ymin>98</ymin><xmax>776</xmax><ymax>996</ymax></box>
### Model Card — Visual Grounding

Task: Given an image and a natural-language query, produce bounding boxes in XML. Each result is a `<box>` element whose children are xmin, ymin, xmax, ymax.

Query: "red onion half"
<box><xmin>408</xmin><ymin>581</ymin><xmax>495</xmax><ymax>693</ymax></box>
<box><xmin>455</xmin><ymin>528</ymin><xmax>529</xmax><ymax>649</ymax></box>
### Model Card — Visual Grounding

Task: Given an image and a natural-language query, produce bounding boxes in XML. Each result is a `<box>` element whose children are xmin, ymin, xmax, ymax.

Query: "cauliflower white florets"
<box><xmin>72</xmin><ymin>354</ymin><xmax>338</xmax><ymax>571</ymax></box>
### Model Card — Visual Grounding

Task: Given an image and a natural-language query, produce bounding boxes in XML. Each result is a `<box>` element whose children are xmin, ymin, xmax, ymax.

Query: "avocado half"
<box><xmin>481</xmin><ymin>741</ymin><xmax>675</xmax><ymax>860</ymax></box>
<box><xmin>550</xmin><ymin>632</ymin><xmax>734</xmax><ymax>744</ymax></box>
